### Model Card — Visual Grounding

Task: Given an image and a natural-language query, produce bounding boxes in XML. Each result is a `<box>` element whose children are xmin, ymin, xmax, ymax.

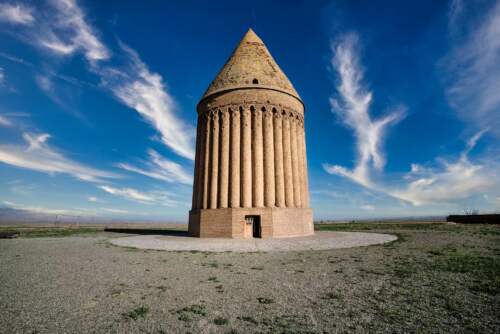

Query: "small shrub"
<box><xmin>238</xmin><ymin>316</ymin><xmax>258</xmax><ymax>324</ymax></box>
<box><xmin>321</xmin><ymin>292</ymin><xmax>340</xmax><ymax>300</ymax></box>
<box><xmin>257</xmin><ymin>297</ymin><xmax>274</xmax><ymax>304</ymax></box>
<box><xmin>214</xmin><ymin>317</ymin><xmax>229</xmax><ymax>325</ymax></box>
<box><xmin>250</xmin><ymin>266</ymin><xmax>264</xmax><ymax>270</ymax></box>
<box><xmin>178</xmin><ymin>313</ymin><xmax>192</xmax><ymax>322</ymax></box>
<box><xmin>124</xmin><ymin>306</ymin><xmax>149</xmax><ymax>320</ymax></box>
<box><xmin>177</xmin><ymin>304</ymin><xmax>206</xmax><ymax>316</ymax></box>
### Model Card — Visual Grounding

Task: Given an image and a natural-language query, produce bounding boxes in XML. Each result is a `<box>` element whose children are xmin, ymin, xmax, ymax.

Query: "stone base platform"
<box><xmin>188</xmin><ymin>207</ymin><xmax>314</xmax><ymax>238</ymax></box>
<box><xmin>109</xmin><ymin>231</ymin><xmax>397</xmax><ymax>253</ymax></box>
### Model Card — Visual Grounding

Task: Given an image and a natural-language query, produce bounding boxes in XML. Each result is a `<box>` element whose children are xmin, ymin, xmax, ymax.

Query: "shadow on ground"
<box><xmin>104</xmin><ymin>228</ymin><xmax>189</xmax><ymax>237</ymax></box>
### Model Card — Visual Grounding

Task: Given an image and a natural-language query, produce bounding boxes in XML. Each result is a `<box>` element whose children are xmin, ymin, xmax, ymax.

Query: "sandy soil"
<box><xmin>0</xmin><ymin>223</ymin><xmax>499</xmax><ymax>333</ymax></box>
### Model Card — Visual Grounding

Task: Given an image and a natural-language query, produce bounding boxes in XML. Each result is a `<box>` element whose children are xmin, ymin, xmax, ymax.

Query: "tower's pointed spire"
<box><xmin>200</xmin><ymin>28</ymin><xmax>301</xmax><ymax>101</ymax></box>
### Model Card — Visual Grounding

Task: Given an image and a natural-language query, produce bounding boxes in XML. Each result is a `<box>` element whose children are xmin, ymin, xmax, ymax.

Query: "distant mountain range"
<box><xmin>0</xmin><ymin>207</ymin><xmax>110</xmax><ymax>224</ymax></box>
<box><xmin>0</xmin><ymin>207</ymin><xmax>184</xmax><ymax>225</ymax></box>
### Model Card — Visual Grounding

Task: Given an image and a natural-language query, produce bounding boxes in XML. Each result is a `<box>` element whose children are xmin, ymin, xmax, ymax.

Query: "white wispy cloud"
<box><xmin>444</xmin><ymin>1</ymin><xmax>500</xmax><ymax>137</ymax></box>
<box><xmin>0</xmin><ymin>66</ymin><xmax>4</xmax><ymax>85</ymax></box>
<box><xmin>0</xmin><ymin>132</ymin><xmax>118</xmax><ymax>182</ymax></box>
<box><xmin>0</xmin><ymin>3</ymin><xmax>34</xmax><ymax>25</ymax></box>
<box><xmin>2</xmin><ymin>200</ymin><xmax>146</xmax><ymax>217</ymax></box>
<box><xmin>98</xmin><ymin>185</ymin><xmax>180</xmax><ymax>207</ymax></box>
<box><xmin>1</xmin><ymin>0</ymin><xmax>195</xmax><ymax>161</ymax></box>
<box><xmin>323</xmin><ymin>32</ymin><xmax>499</xmax><ymax>208</ymax></box>
<box><xmin>98</xmin><ymin>185</ymin><xmax>155</xmax><ymax>202</ymax></box>
<box><xmin>34</xmin><ymin>73</ymin><xmax>90</xmax><ymax>121</ymax></box>
<box><xmin>3</xmin><ymin>200</ymin><xmax>95</xmax><ymax>216</ymax></box>
<box><xmin>36</xmin><ymin>0</ymin><xmax>110</xmax><ymax>62</ymax></box>
<box><xmin>0</xmin><ymin>114</ymin><xmax>12</xmax><ymax>127</ymax></box>
<box><xmin>117</xmin><ymin>149</ymin><xmax>192</xmax><ymax>185</ymax></box>
<box><xmin>323</xmin><ymin>33</ymin><xmax>404</xmax><ymax>188</ymax></box>
<box><xmin>99</xmin><ymin>43</ymin><xmax>195</xmax><ymax>160</ymax></box>
<box><xmin>35</xmin><ymin>74</ymin><xmax>52</xmax><ymax>92</ymax></box>
<box><xmin>390</xmin><ymin>131</ymin><xmax>497</xmax><ymax>206</ymax></box>
<box><xmin>100</xmin><ymin>207</ymin><xmax>128</xmax><ymax>214</ymax></box>
<box><xmin>87</xmin><ymin>196</ymin><xmax>99</xmax><ymax>202</ymax></box>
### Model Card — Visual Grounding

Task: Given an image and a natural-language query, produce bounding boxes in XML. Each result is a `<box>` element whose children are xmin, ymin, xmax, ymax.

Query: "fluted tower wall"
<box><xmin>188</xmin><ymin>29</ymin><xmax>313</xmax><ymax>238</ymax></box>
<box><xmin>189</xmin><ymin>90</ymin><xmax>313</xmax><ymax>238</ymax></box>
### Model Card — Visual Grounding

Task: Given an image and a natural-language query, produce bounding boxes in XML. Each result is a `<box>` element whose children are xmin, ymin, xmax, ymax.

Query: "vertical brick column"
<box><xmin>300</xmin><ymin>119</ymin><xmax>310</xmax><ymax>207</ymax></box>
<box><xmin>209</xmin><ymin>111</ymin><xmax>219</xmax><ymax>209</ymax></box>
<box><xmin>252</xmin><ymin>107</ymin><xmax>264</xmax><ymax>207</ymax></box>
<box><xmin>283</xmin><ymin>112</ymin><xmax>295</xmax><ymax>207</ymax></box>
<box><xmin>193</xmin><ymin>114</ymin><xmax>205</xmax><ymax>209</ymax></box>
<box><xmin>273</xmin><ymin>111</ymin><xmax>285</xmax><ymax>208</ymax></box>
<box><xmin>291</xmin><ymin>115</ymin><xmax>302</xmax><ymax>208</ymax></box>
<box><xmin>219</xmin><ymin>109</ymin><xmax>230</xmax><ymax>208</ymax></box>
<box><xmin>263</xmin><ymin>108</ymin><xmax>275</xmax><ymax>207</ymax></box>
<box><xmin>202</xmin><ymin>112</ymin><xmax>211</xmax><ymax>209</ymax></box>
<box><xmin>230</xmin><ymin>107</ymin><xmax>241</xmax><ymax>208</ymax></box>
<box><xmin>241</xmin><ymin>107</ymin><xmax>252</xmax><ymax>208</ymax></box>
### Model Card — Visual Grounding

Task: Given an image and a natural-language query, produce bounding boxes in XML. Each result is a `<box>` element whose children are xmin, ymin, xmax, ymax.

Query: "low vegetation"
<box><xmin>0</xmin><ymin>226</ymin><xmax>103</xmax><ymax>238</ymax></box>
<box><xmin>123</xmin><ymin>306</ymin><xmax>149</xmax><ymax>320</ymax></box>
<box><xmin>1</xmin><ymin>221</ymin><xmax>499</xmax><ymax>333</ymax></box>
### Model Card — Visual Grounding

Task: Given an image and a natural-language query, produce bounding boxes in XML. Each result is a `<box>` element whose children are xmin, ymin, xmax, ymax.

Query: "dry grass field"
<box><xmin>0</xmin><ymin>222</ymin><xmax>499</xmax><ymax>333</ymax></box>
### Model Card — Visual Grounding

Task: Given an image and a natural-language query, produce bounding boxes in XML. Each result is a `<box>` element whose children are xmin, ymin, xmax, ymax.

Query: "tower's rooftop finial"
<box><xmin>200</xmin><ymin>28</ymin><xmax>301</xmax><ymax>102</ymax></box>
<box><xmin>241</xmin><ymin>28</ymin><xmax>262</xmax><ymax>43</ymax></box>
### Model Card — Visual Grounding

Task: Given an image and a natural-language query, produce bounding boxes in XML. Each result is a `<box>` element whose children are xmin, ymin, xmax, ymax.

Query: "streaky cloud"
<box><xmin>324</xmin><ymin>32</ymin><xmax>404</xmax><ymax>188</ymax></box>
<box><xmin>0</xmin><ymin>114</ymin><xmax>12</xmax><ymax>127</ymax></box>
<box><xmin>444</xmin><ymin>1</ymin><xmax>500</xmax><ymax>137</ymax></box>
<box><xmin>323</xmin><ymin>33</ymin><xmax>499</xmax><ymax>207</ymax></box>
<box><xmin>98</xmin><ymin>185</ymin><xmax>182</xmax><ymax>207</ymax></box>
<box><xmin>99</xmin><ymin>42</ymin><xmax>195</xmax><ymax>160</ymax></box>
<box><xmin>117</xmin><ymin>149</ymin><xmax>193</xmax><ymax>185</ymax></box>
<box><xmin>0</xmin><ymin>132</ymin><xmax>118</xmax><ymax>182</ymax></box>
<box><xmin>390</xmin><ymin>130</ymin><xmax>497</xmax><ymax>206</ymax></box>
<box><xmin>0</xmin><ymin>3</ymin><xmax>34</xmax><ymax>25</ymax></box>
<box><xmin>38</xmin><ymin>0</ymin><xmax>110</xmax><ymax>62</ymax></box>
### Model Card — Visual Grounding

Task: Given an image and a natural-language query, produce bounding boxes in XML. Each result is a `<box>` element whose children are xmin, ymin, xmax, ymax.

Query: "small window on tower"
<box><xmin>252</xmin><ymin>78</ymin><xmax>259</xmax><ymax>84</ymax></box>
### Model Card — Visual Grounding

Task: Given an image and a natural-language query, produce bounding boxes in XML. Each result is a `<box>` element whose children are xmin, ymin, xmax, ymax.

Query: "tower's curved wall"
<box><xmin>189</xmin><ymin>88</ymin><xmax>313</xmax><ymax>238</ymax></box>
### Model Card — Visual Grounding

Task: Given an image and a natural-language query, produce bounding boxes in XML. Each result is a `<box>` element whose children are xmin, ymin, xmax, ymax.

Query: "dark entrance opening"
<box><xmin>245</xmin><ymin>215</ymin><xmax>261</xmax><ymax>238</ymax></box>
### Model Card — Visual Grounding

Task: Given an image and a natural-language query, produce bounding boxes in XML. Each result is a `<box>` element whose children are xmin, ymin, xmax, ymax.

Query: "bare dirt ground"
<box><xmin>0</xmin><ymin>222</ymin><xmax>499</xmax><ymax>333</ymax></box>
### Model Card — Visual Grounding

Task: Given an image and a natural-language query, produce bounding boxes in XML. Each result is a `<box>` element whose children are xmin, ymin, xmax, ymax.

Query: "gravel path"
<box><xmin>109</xmin><ymin>231</ymin><xmax>397</xmax><ymax>252</ymax></box>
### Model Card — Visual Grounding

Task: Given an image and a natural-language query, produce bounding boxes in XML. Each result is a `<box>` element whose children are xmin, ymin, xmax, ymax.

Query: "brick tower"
<box><xmin>188</xmin><ymin>29</ymin><xmax>313</xmax><ymax>238</ymax></box>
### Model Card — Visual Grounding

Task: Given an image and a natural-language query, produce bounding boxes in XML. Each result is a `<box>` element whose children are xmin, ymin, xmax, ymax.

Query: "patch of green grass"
<box><xmin>315</xmin><ymin>222</ymin><xmax>448</xmax><ymax>232</ymax></box>
<box><xmin>123</xmin><ymin>306</ymin><xmax>149</xmax><ymax>320</ymax></box>
<box><xmin>382</xmin><ymin>233</ymin><xmax>407</xmax><ymax>247</ymax></box>
<box><xmin>257</xmin><ymin>297</ymin><xmax>274</xmax><ymax>304</ymax></box>
<box><xmin>214</xmin><ymin>317</ymin><xmax>229</xmax><ymax>325</ymax></box>
<box><xmin>263</xmin><ymin>314</ymin><xmax>310</xmax><ymax>332</ymax></box>
<box><xmin>321</xmin><ymin>292</ymin><xmax>340</xmax><ymax>300</ymax></box>
<box><xmin>432</xmin><ymin>252</ymin><xmax>500</xmax><ymax>295</ymax></box>
<box><xmin>177</xmin><ymin>304</ymin><xmax>207</xmax><ymax>317</ymax></box>
<box><xmin>237</xmin><ymin>316</ymin><xmax>258</xmax><ymax>324</ymax></box>
<box><xmin>202</xmin><ymin>261</ymin><xmax>219</xmax><ymax>268</ymax></box>
<box><xmin>178</xmin><ymin>313</ymin><xmax>192</xmax><ymax>322</ymax></box>
<box><xmin>0</xmin><ymin>227</ymin><xmax>102</xmax><ymax>238</ymax></box>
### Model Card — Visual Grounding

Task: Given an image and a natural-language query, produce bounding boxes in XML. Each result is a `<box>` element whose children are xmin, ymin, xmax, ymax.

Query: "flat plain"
<box><xmin>0</xmin><ymin>222</ymin><xmax>499</xmax><ymax>333</ymax></box>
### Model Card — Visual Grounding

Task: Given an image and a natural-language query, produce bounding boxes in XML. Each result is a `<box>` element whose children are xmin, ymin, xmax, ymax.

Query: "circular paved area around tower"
<box><xmin>109</xmin><ymin>231</ymin><xmax>397</xmax><ymax>252</ymax></box>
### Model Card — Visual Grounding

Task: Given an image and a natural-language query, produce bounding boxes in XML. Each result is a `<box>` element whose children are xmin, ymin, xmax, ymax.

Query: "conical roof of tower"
<box><xmin>200</xmin><ymin>29</ymin><xmax>301</xmax><ymax>102</ymax></box>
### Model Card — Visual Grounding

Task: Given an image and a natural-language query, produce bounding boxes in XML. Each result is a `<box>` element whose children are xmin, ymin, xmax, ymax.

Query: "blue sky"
<box><xmin>0</xmin><ymin>0</ymin><xmax>499</xmax><ymax>221</ymax></box>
